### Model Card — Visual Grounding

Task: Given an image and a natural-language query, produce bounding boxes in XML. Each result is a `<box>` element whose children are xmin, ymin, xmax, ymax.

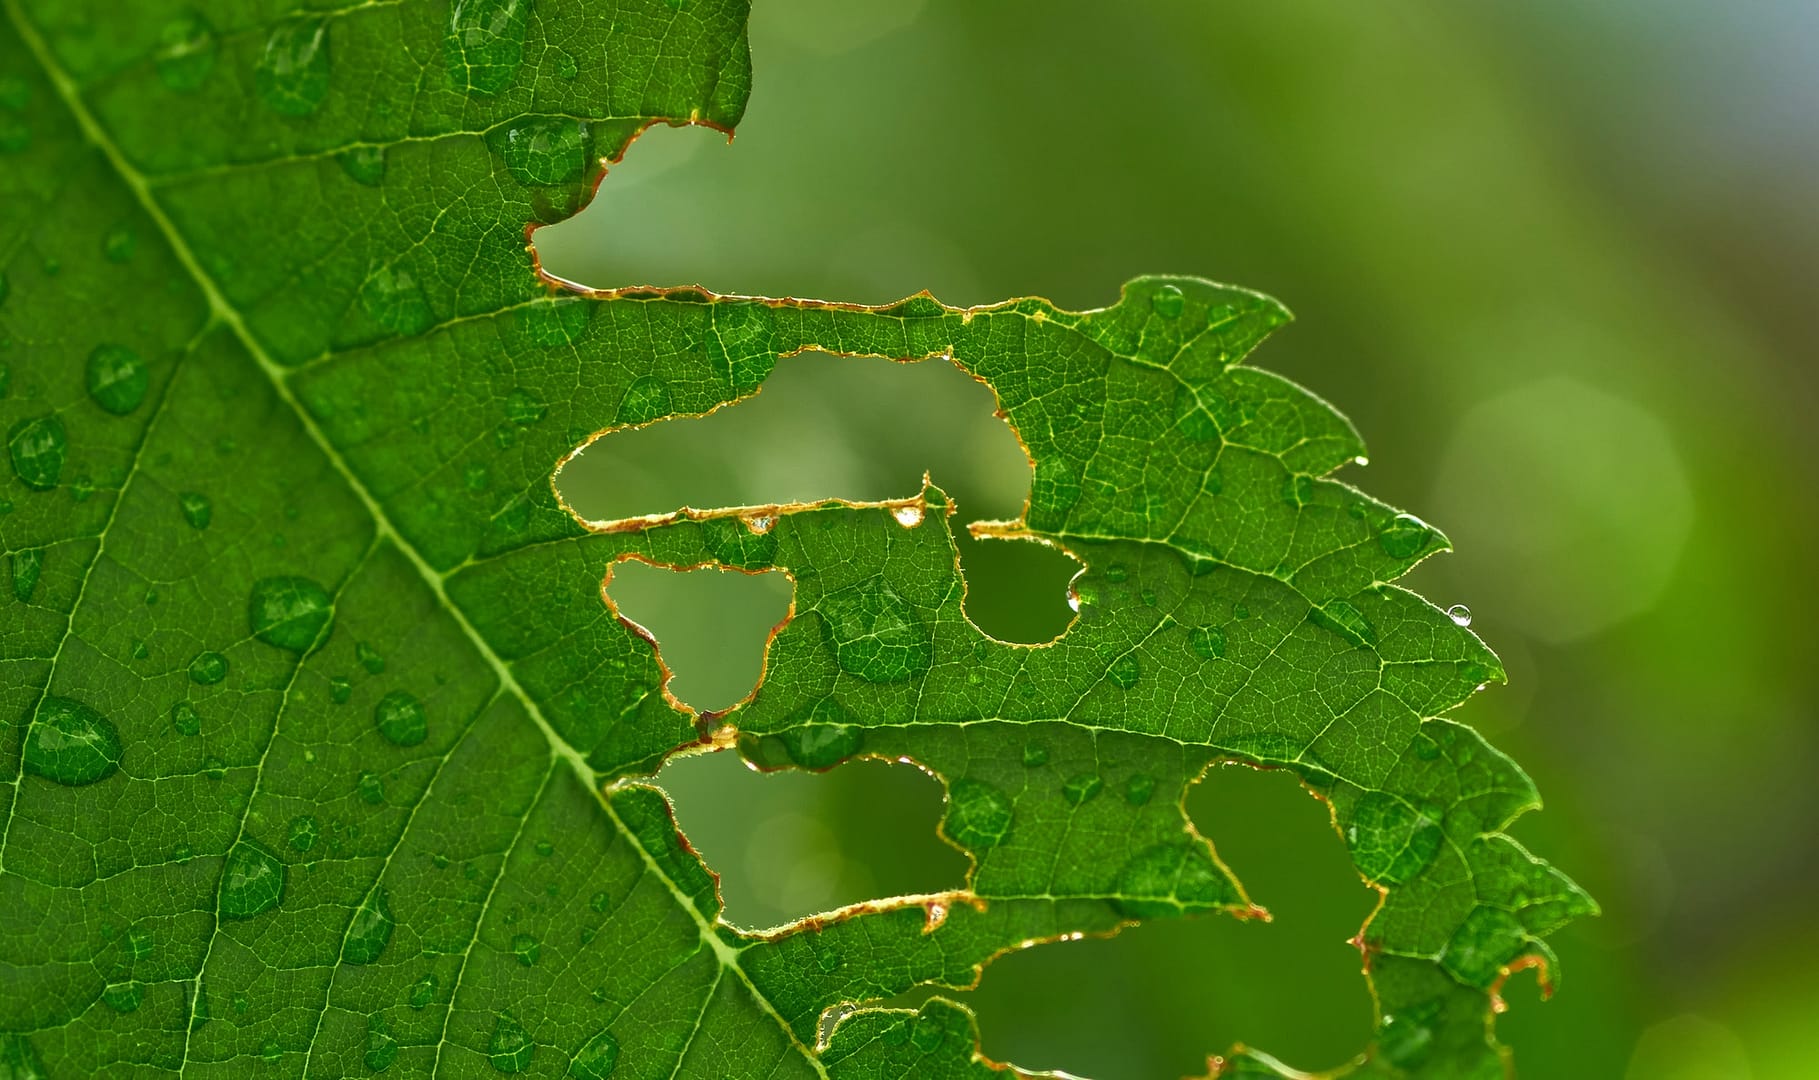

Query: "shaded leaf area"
<box><xmin>0</xmin><ymin>1</ymin><xmax>1588</xmax><ymax>1078</ymax></box>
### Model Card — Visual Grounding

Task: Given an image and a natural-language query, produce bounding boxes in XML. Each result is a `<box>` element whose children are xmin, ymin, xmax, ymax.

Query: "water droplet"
<box><xmin>171</xmin><ymin>701</ymin><xmax>202</xmax><ymax>736</ymax></box>
<box><xmin>337</xmin><ymin>144</ymin><xmax>386</xmax><ymax>186</ymax></box>
<box><xmin>1112</xmin><ymin>841</ymin><xmax>1234</xmax><ymax>918</ymax></box>
<box><xmin>287</xmin><ymin>815</ymin><xmax>319</xmax><ymax>853</ymax></box>
<box><xmin>1283</xmin><ymin>473</ymin><xmax>1314</xmax><ymax>506</ymax></box>
<box><xmin>892</xmin><ymin>504</ymin><xmax>924</xmax><ymax>528</ymax></box>
<box><xmin>757</xmin><ymin>716</ymin><xmax>864</xmax><ymax>770</ymax></box>
<box><xmin>7</xmin><ymin>414</ymin><xmax>67</xmax><ymax>490</ymax></box>
<box><xmin>1125</xmin><ymin>772</ymin><xmax>1156</xmax><ymax>806</ymax></box>
<box><xmin>357</xmin><ymin>771</ymin><xmax>385</xmax><ymax>805</ymax></box>
<box><xmin>1347</xmin><ymin>790</ymin><xmax>1443</xmax><ymax>885</ymax></box>
<box><xmin>10</xmin><ymin>547</ymin><xmax>42</xmax><ymax>602</ymax></box>
<box><xmin>1188</xmin><ymin>625</ymin><xmax>1226</xmax><ymax>660</ymax></box>
<box><xmin>188</xmin><ymin>650</ymin><xmax>228</xmax><ymax>685</ymax></box>
<box><xmin>103</xmin><ymin>980</ymin><xmax>144</xmax><ymax>1013</ymax></box>
<box><xmin>1309</xmin><ymin>599</ymin><xmax>1377</xmax><ymax>648</ymax></box>
<box><xmin>492</xmin><ymin>115</ymin><xmax>592</xmax><ymax>186</ymax></box>
<box><xmin>360</xmin><ymin>263</ymin><xmax>434</xmax><ymax>336</ymax></box>
<box><xmin>1021</xmin><ymin>742</ymin><xmax>1049</xmax><ymax>767</ymax></box>
<box><xmin>1232</xmin><ymin>603</ymin><xmax>1250</xmax><ymax>620</ymax></box>
<box><xmin>218</xmin><ymin>839</ymin><xmax>285</xmax><ymax>918</ymax></box>
<box><xmin>202</xmin><ymin>754</ymin><xmax>227</xmax><ymax>780</ymax></box>
<box><xmin>330</xmin><ymin>676</ymin><xmax>352</xmax><ymax>704</ymax></box>
<box><xmin>510</xmin><ymin>932</ymin><xmax>539</xmax><ymax>966</ymax></box>
<box><xmin>23</xmin><ymin>696</ymin><xmax>121</xmax><ymax>785</ymax></box>
<box><xmin>1151</xmin><ymin>283</ymin><xmax>1185</xmax><ymax>318</ymax></box>
<box><xmin>342</xmin><ymin>887</ymin><xmax>394</xmax><ymax>964</ymax></box>
<box><xmin>1103</xmin><ymin>563</ymin><xmax>1128</xmax><ymax>584</ymax></box>
<box><xmin>372</xmin><ymin>689</ymin><xmax>428</xmax><ymax>747</ymax></box>
<box><xmin>488</xmin><ymin>1012</ymin><xmax>535</xmax><ymax>1073</ymax></box>
<box><xmin>820</xmin><ymin>584</ymin><xmax>932</xmax><ymax>683</ymax></box>
<box><xmin>589</xmin><ymin>891</ymin><xmax>610</xmax><ymax>913</ymax></box>
<box><xmin>534</xmin><ymin>838</ymin><xmax>554</xmax><ymax>856</ymax></box>
<box><xmin>446</xmin><ymin>0</ymin><xmax>532</xmax><ymax>95</ymax></box>
<box><xmin>1445</xmin><ymin>604</ymin><xmax>1472</xmax><ymax>628</ymax></box>
<box><xmin>1378</xmin><ymin>512</ymin><xmax>1438</xmax><ymax>560</ymax></box>
<box><xmin>944</xmin><ymin>778</ymin><xmax>1013</xmax><ymax>849</ymax></box>
<box><xmin>178</xmin><ymin>491</ymin><xmax>211</xmax><ymax>529</ymax></box>
<box><xmin>261</xmin><ymin>1040</ymin><xmax>283</xmax><ymax>1063</ymax></box>
<box><xmin>102</xmin><ymin>225</ymin><xmax>136</xmax><ymax>263</ymax></box>
<box><xmin>503</xmin><ymin>388</ymin><xmax>546</xmax><ymax>426</ymax></box>
<box><xmin>70</xmin><ymin>474</ymin><xmax>95</xmax><ymax>502</ymax></box>
<box><xmin>569</xmin><ymin>1028</ymin><xmax>619</xmax><ymax>1079</ymax></box>
<box><xmin>256</xmin><ymin>19</ymin><xmax>330</xmax><ymax>117</ymax></box>
<box><xmin>248</xmin><ymin>575</ymin><xmax>333</xmax><ymax>652</ymax></box>
<box><xmin>515</xmin><ymin>296</ymin><xmax>592</xmax><ymax>346</ymax></box>
<box><xmin>1108</xmin><ymin>654</ymin><xmax>1140</xmax><ymax>689</ymax></box>
<box><xmin>365</xmin><ymin>1013</ymin><xmax>399</xmax><ymax>1072</ymax></box>
<box><xmin>155</xmin><ymin>12</ymin><xmax>218</xmax><ymax>91</ymax></box>
<box><xmin>409</xmin><ymin>972</ymin><xmax>438</xmax><ymax>1009</ymax></box>
<box><xmin>554</xmin><ymin>50</ymin><xmax>579</xmax><ymax>80</ymax></box>
<box><xmin>910</xmin><ymin>1010</ymin><xmax>947</xmax><ymax>1052</ymax></box>
<box><xmin>615</xmin><ymin>374</ymin><xmax>671</xmax><ymax>425</ymax></box>
<box><xmin>355</xmin><ymin>641</ymin><xmax>385</xmax><ymax>674</ymax></box>
<box><xmin>1062</xmin><ymin>773</ymin><xmax>1103</xmax><ymax>805</ymax></box>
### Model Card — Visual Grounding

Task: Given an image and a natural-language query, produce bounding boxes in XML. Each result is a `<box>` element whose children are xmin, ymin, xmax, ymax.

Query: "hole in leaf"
<box><xmin>954</xmin><ymin>764</ymin><xmax>1377</xmax><ymax>1078</ymax></box>
<box><xmin>559</xmin><ymin>349</ymin><xmax>1079</xmax><ymax>645</ymax></box>
<box><xmin>654</xmin><ymin>749</ymin><xmax>968</xmax><ymax>931</ymax></box>
<box><xmin>603</xmin><ymin>560</ymin><xmax>793</xmax><ymax>713</ymax></box>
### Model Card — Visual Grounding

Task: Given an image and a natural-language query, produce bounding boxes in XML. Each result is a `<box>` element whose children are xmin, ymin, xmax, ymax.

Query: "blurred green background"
<box><xmin>540</xmin><ymin>2</ymin><xmax>1819</xmax><ymax>1076</ymax></box>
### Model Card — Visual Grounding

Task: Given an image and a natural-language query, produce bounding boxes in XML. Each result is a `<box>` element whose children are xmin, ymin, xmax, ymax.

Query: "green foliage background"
<box><xmin>543</xmin><ymin>2</ymin><xmax>1819</xmax><ymax>1078</ymax></box>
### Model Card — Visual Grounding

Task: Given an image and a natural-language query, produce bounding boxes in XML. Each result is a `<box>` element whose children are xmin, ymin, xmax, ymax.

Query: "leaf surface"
<box><xmin>0</xmin><ymin>1</ymin><xmax>1591</xmax><ymax>1076</ymax></box>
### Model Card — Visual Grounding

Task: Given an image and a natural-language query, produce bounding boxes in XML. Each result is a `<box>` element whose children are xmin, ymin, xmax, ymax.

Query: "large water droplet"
<box><xmin>446</xmin><ymin>0</ymin><xmax>532</xmax><ymax>95</ymax></box>
<box><xmin>1107</xmin><ymin>654</ymin><xmax>1140</xmax><ymax>689</ymax></box>
<box><xmin>1346</xmin><ymin>790</ymin><xmax>1442</xmax><ymax>886</ymax></box>
<box><xmin>23</xmin><ymin>696</ymin><xmax>121</xmax><ymax>785</ymax></box>
<box><xmin>156</xmin><ymin>12</ymin><xmax>218</xmax><ymax>91</ymax></box>
<box><xmin>360</xmin><ymin>263</ymin><xmax>434</xmax><ymax>336</ymax></box>
<box><xmin>1188</xmin><ymin>624</ymin><xmax>1226</xmax><ymax>659</ymax></box>
<box><xmin>1124</xmin><ymin>772</ymin><xmax>1156</xmax><ymax>806</ymax></box>
<box><xmin>944</xmin><ymin>778</ymin><xmax>1013</xmax><ymax>850</ymax></box>
<box><xmin>188</xmin><ymin>650</ymin><xmax>228</xmax><ymax>685</ymax></box>
<box><xmin>373</xmin><ymin>689</ymin><xmax>428</xmax><ymax>747</ymax></box>
<box><xmin>8</xmin><ymin>414</ymin><xmax>68</xmax><ymax>490</ymax></box>
<box><xmin>337</xmin><ymin>144</ymin><xmax>386</xmax><ymax>186</ymax></box>
<box><xmin>488</xmin><ymin>1012</ymin><xmax>535</xmax><ymax>1073</ymax></box>
<box><xmin>1445</xmin><ymin>604</ymin><xmax>1472</xmax><ymax>628</ymax></box>
<box><xmin>492</xmin><ymin>115</ymin><xmax>593</xmax><ymax>187</ymax></box>
<box><xmin>569</xmin><ymin>1029</ymin><xmax>619</xmax><ymax>1079</ymax></box>
<box><xmin>820</xmin><ymin>583</ymin><xmax>932</xmax><ymax>683</ymax></box>
<box><xmin>102</xmin><ymin>979</ymin><xmax>144</xmax><ymax>1013</ymax></box>
<box><xmin>247</xmin><ymin>575</ymin><xmax>333</xmax><ymax>652</ymax></box>
<box><xmin>1062</xmin><ymin>773</ymin><xmax>1103</xmax><ymax>805</ymax></box>
<box><xmin>1150</xmin><ymin>283</ymin><xmax>1185</xmax><ymax>319</ymax></box>
<box><xmin>615</xmin><ymin>374</ymin><xmax>671</xmax><ymax>425</ymax></box>
<box><xmin>218</xmin><ymin>839</ymin><xmax>285</xmax><ymax>918</ymax></box>
<box><xmin>1377</xmin><ymin>512</ymin><xmax>1438</xmax><ymax>560</ymax></box>
<box><xmin>342</xmin><ymin>887</ymin><xmax>394</xmax><ymax>964</ymax></box>
<box><xmin>255</xmin><ymin>19</ymin><xmax>330</xmax><ymax>116</ymax></box>
<box><xmin>10</xmin><ymin>547</ymin><xmax>42</xmax><ymax>602</ymax></box>
<box><xmin>1309</xmin><ymin>599</ymin><xmax>1377</xmax><ymax>648</ymax></box>
<box><xmin>358</xmin><ymin>771</ymin><xmax>386</xmax><ymax>805</ymax></box>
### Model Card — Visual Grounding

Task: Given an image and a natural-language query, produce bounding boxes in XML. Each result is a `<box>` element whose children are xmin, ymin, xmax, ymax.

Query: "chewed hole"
<box><xmin>654</xmin><ymin>749</ymin><xmax>968</xmax><ymax>931</ymax></box>
<box><xmin>559</xmin><ymin>349</ymin><xmax>1079</xmax><ymax>646</ymax></box>
<box><xmin>954</xmin><ymin>765</ymin><xmax>1376</xmax><ymax>1078</ymax></box>
<box><xmin>603</xmin><ymin>560</ymin><xmax>793</xmax><ymax>713</ymax></box>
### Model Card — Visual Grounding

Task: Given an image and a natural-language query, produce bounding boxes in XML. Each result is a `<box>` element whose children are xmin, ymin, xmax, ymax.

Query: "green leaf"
<box><xmin>0</xmin><ymin>1</ymin><xmax>1590</xmax><ymax>1077</ymax></box>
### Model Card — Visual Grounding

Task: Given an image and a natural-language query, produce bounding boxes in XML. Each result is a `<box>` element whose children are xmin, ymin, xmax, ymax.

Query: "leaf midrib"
<box><xmin>2</xmin><ymin>5</ymin><xmax>826</xmax><ymax>1073</ymax></box>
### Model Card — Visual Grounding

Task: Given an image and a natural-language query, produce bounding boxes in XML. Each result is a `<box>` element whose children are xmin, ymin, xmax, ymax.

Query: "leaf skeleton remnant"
<box><xmin>0</xmin><ymin>1</ymin><xmax>1592</xmax><ymax>1078</ymax></box>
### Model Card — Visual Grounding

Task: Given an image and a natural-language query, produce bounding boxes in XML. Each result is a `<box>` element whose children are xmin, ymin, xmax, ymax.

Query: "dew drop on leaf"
<box><xmin>170</xmin><ymin>702</ymin><xmax>201</xmax><ymax>736</ymax></box>
<box><xmin>820</xmin><ymin>584</ymin><xmax>932</xmax><ymax>683</ymax></box>
<box><xmin>342</xmin><ymin>887</ymin><xmax>394</xmax><ymax>964</ymax></box>
<box><xmin>1112</xmin><ymin>841</ymin><xmax>1232</xmax><ymax>917</ymax></box>
<box><xmin>1150</xmin><ymin>282</ymin><xmax>1185</xmax><ymax>318</ymax></box>
<box><xmin>155</xmin><ymin>12</ymin><xmax>218</xmax><ymax>91</ymax></box>
<box><xmin>360</xmin><ymin>263</ymin><xmax>434</xmax><ymax>336</ymax></box>
<box><xmin>1347</xmin><ymin>790</ymin><xmax>1444</xmax><ymax>885</ymax></box>
<box><xmin>178</xmin><ymin>491</ymin><xmax>211</xmax><ymax>529</ymax></box>
<box><xmin>1446</xmin><ymin>603</ymin><xmax>1473</xmax><ymax>627</ymax></box>
<box><xmin>23</xmin><ymin>696</ymin><xmax>121</xmax><ymax>785</ymax></box>
<box><xmin>329</xmin><ymin>676</ymin><xmax>352</xmax><ymax>704</ymax></box>
<box><xmin>188</xmin><ymin>650</ymin><xmax>228</xmax><ymax>685</ymax></box>
<box><xmin>1108</xmin><ymin>654</ymin><xmax>1140</xmax><ymax>689</ymax></box>
<box><xmin>337</xmin><ymin>144</ymin><xmax>386</xmax><ymax>186</ymax></box>
<box><xmin>218</xmin><ymin>839</ymin><xmax>285</xmax><ymax>918</ymax></box>
<box><xmin>102</xmin><ymin>980</ymin><xmax>144</xmax><ymax>1013</ymax></box>
<box><xmin>1020</xmin><ymin>742</ymin><xmax>1048</xmax><ymax>767</ymax></box>
<box><xmin>943</xmin><ymin>778</ymin><xmax>1012</xmax><ymax>849</ymax></box>
<box><xmin>255</xmin><ymin>19</ymin><xmax>330</xmax><ymax>117</ymax></box>
<box><xmin>1188</xmin><ymin>624</ymin><xmax>1226</xmax><ymax>659</ymax></box>
<box><xmin>569</xmin><ymin>1028</ymin><xmax>620</xmax><ymax>1079</ymax></box>
<box><xmin>10</xmin><ymin>547</ymin><xmax>41</xmax><ymax>602</ymax></box>
<box><xmin>615</xmin><ymin>375</ymin><xmax>672</xmax><ymax>425</ymax></box>
<box><xmin>510</xmin><ymin>932</ymin><xmax>540</xmax><ymax>967</ymax></box>
<box><xmin>493</xmin><ymin>115</ymin><xmax>593</xmax><ymax>186</ymax></box>
<box><xmin>7</xmin><ymin>414</ymin><xmax>67</xmax><ymax>490</ymax></box>
<box><xmin>445</xmin><ymin>0</ymin><xmax>532</xmax><ymax>95</ymax></box>
<box><xmin>1124</xmin><ymin>772</ymin><xmax>1156</xmax><ymax>806</ymax></box>
<box><xmin>409</xmin><ymin>973</ymin><xmax>438</xmax><ymax>1009</ymax></box>
<box><xmin>357</xmin><ymin>771</ymin><xmax>386</xmax><ymax>805</ymax></box>
<box><xmin>356</xmin><ymin>641</ymin><xmax>385</xmax><ymax>674</ymax></box>
<box><xmin>365</xmin><ymin>1013</ymin><xmax>399</xmax><ymax>1072</ymax></box>
<box><xmin>1062</xmin><ymin>773</ymin><xmax>1103</xmax><ymax>805</ymax></box>
<box><xmin>101</xmin><ymin>225</ymin><xmax>136</xmax><ymax>264</ymax></box>
<box><xmin>1378</xmin><ymin>512</ymin><xmax>1438</xmax><ymax>559</ymax></box>
<box><xmin>488</xmin><ymin>1012</ymin><xmax>535</xmax><ymax>1073</ymax></box>
<box><xmin>372</xmin><ymin>689</ymin><xmax>428</xmax><ymax>747</ymax></box>
<box><xmin>247</xmin><ymin>575</ymin><xmax>333</xmax><ymax>652</ymax></box>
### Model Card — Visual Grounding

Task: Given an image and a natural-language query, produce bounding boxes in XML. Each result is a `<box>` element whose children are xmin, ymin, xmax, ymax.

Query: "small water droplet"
<box><xmin>892</xmin><ymin>504</ymin><xmax>924</xmax><ymax>528</ymax></box>
<box><xmin>1125</xmin><ymin>772</ymin><xmax>1156</xmax><ymax>806</ymax></box>
<box><xmin>488</xmin><ymin>1012</ymin><xmax>535</xmax><ymax>1073</ymax></box>
<box><xmin>1021</xmin><ymin>742</ymin><xmax>1049</xmax><ymax>767</ymax></box>
<box><xmin>446</xmin><ymin>0</ymin><xmax>533</xmax><ymax>95</ymax></box>
<box><xmin>409</xmin><ymin>972</ymin><xmax>438</xmax><ymax>1008</ymax></box>
<box><xmin>1188</xmin><ymin>625</ymin><xmax>1226</xmax><ymax>660</ymax></box>
<box><xmin>354</xmin><ymin>641</ymin><xmax>385</xmax><ymax>674</ymax></box>
<box><xmin>7</xmin><ymin>414</ymin><xmax>68</xmax><ymax>490</ymax></box>
<box><xmin>373</xmin><ymin>689</ymin><xmax>428</xmax><ymax>747</ymax></box>
<box><xmin>357</xmin><ymin>771</ymin><xmax>385</xmax><ymax>805</ymax></box>
<box><xmin>535</xmin><ymin>839</ymin><xmax>554</xmax><ymax>857</ymax></box>
<box><xmin>256</xmin><ymin>19</ymin><xmax>330</xmax><ymax>117</ymax></box>
<box><xmin>202</xmin><ymin>754</ymin><xmax>227</xmax><ymax>780</ymax></box>
<box><xmin>218</xmin><ymin>839</ymin><xmax>285</xmax><ymax>918</ymax></box>
<box><xmin>177</xmin><ymin>491</ymin><xmax>211</xmax><ymax>529</ymax></box>
<box><xmin>554</xmin><ymin>50</ymin><xmax>578</xmax><ymax>80</ymax></box>
<box><xmin>944</xmin><ymin>778</ymin><xmax>1013</xmax><ymax>849</ymax></box>
<box><xmin>510</xmin><ymin>932</ymin><xmax>539</xmax><ymax>966</ymax></box>
<box><xmin>329</xmin><ymin>676</ymin><xmax>352</xmax><ymax>703</ymax></box>
<box><xmin>287</xmin><ymin>815</ymin><xmax>319</xmax><ymax>852</ymax></box>
<box><xmin>337</xmin><ymin>144</ymin><xmax>386</xmax><ymax>186</ymax></box>
<box><xmin>1108</xmin><ymin>654</ymin><xmax>1140</xmax><ymax>690</ymax></box>
<box><xmin>742</xmin><ymin>512</ymin><xmax>775</xmax><ymax>534</ymax></box>
<box><xmin>820</xmin><ymin>584</ymin><xmax>932</xmax><ymax>683</ymax></box>
<box><xmin>569</xmin><ymin>1028</ymin><xmax>619</xmax><ymax>1079</ymax></box>
<box><xmin>1445</xmin><ymin>604</ymin><xmax>1472</xmax><ymax>628</ymax></box>
<box><xmin>10</xmin><ymin>547</ymin><xmax>42</xmax><ymax>602</ymax></box>
<box><xmin>360</xmin><ymin>263</ymin><xmax>434</xmax><ymax>336</ymax></box>
<box><xmin>1151</xmin><ymin>283</ymin><xmax>1185</xmax><ymax>318</ymax></box>
<box><xmin>503</xmin><ymin>388</ymin><xmax>546</xmax><ymax>426</ymax></box>
<box><xmin>342</xmin><ymin>887</ymin><xmax>395</xmax><ymax>964</ymax></box>
<box><xmin>1283</xmin><ymin>474</ymin><xmax>1314</xmax><ymax>506</ymax></box>
<box><xmin>514</xmin><ymin>295</ymin><xmax>593</xmax><ymax>346</ymax></box>
<box><xmin>127</xmin><ymin>926</ymin><xmax>154</xmax><ymax>959</ymax></box>
<box><xmin>103</xmin><ymin>980</ymin><xmax>144</xmax><ymax>1013</ymax></box>
<box><xmin>23</xmin><ymin>696</ymin><xmax>121</xmax><ymax>785</ymax></box>
<box><xmin>248</xmin><ymin>575</ymin><xmax>333</xmax><ymax>652</ymax></box>
<box><xmin>155</xmin><ymin>12</ymin><xmax>218</xmax><ymax>91</ymax></box>
<box><xmin>1062</xmin><ymin>773</ymin><xmax>1104</xmax><ymax>805</ymax></box>
<box><xmin>170</xmin><ymin>701</ymin><xmax>201</xmax><ymax>736</ymax></box>
<box><xmin>261</xmin><ymin>1039</ymin><xmax>283</xmax><ymax>1063</ymax></box>
<box><xmin>102</xmin><ymin>225</ymin><xmax>136</xmax><ymax>263</ymax></box>
<box><xmin>188</xmin><ymin>650</ymin><xmax>228</xmax><ymax>685</ymax></box>
<box><xmin>365</xmin><ymin>1013</ymin><xmax>399</xmax><ymax>1071</ymax></box>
